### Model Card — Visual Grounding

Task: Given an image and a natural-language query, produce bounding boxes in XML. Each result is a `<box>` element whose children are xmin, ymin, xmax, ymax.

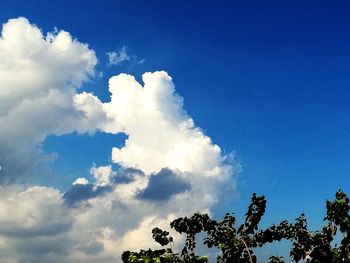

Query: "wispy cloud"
<box><xmin>106</xmin><ymin>46</ymin><xmax>145</xmax><ymax>66</ymax></box>
<box><xmin>106</xmin><ymin>46</ymin><xmax>130</xmax><ymax>66</ymax></box>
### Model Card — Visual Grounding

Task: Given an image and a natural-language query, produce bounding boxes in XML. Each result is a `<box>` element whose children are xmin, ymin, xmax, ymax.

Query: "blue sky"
<box><xmin>1</xmin><ymin>1</ymin><xmax>350</xmax><ymax>262</ymax></box>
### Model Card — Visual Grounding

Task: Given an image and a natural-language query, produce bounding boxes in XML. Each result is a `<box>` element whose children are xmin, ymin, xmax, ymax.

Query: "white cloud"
<box><xmin>0</xmin><ymin>186</ymin><xmax>74</xmax><ymax>263</ymax></box>
<box><xmin>106</xmin><ymin>46</ymin><xmax>145</xmax><ymax>67</ymax></box>
<box><xmin>0</xmin><ymin>17</ymin><xmax>238</xmax><ymax>263</ymax></box>
<box><xmin>73</xmin><ymin>177</ymin><xmax>89</xmax><ymax>185</ymax></box>
<box><xmin>56</xmin><ymin>70</ymin><xmax>237</xmax><ymax>262</ymax></box>
<box><xmin>0</xmin><ymin>69</ymin><xmax>236</xmax><ymax>262</ymax></box>
<box><xmin>0</xmin><ymin>186</ymin><xmax>72</xmax><ymax>238</ymax></box>
<box><xmin>0</xmin><ymin>17</ymin><xmax>110</xmax><ymax>182</ymax></box>
<box><xmin>105</xmin><ymin>71</ymin><xmax>233</xmax><ymax>180</ymax></box>
<box><xmin>106</xmin><ymin>46</ymin><xmax>130</xmax><ymax>66</ymax></box>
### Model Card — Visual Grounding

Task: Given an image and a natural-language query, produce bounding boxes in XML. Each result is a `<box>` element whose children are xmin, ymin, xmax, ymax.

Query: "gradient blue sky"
<box><xmin>1</xmin><ymin>0</ymin><xmax>350</xmax><ymax>261</ymax></box>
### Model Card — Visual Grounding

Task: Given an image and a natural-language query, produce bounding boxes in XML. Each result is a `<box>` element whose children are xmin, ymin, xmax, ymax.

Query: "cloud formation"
<box><xmin>105</xmin><ymin>71</ymin><xmax>232</xmax><ymax>178</ymax></box>
<box><xmin>106</xmin><ymin>46</ymin><xmax>130</xmax><ymax>66</ymax></box>
<box><xmin>0</xmin><ymin>17</ymin><xmax>109</xmax><ymax>183</ymax></box>
<box><xmin>0</xmin><ymin>186</ymin><xmax>72</xmax><ymax>238</ymax></box>
<box><xmin>63</xmin><ymin>182</ymin><xmax>111</xmax><ymax>207</ymax></box>
<box><xmin>106</xmin><ymin>46</ymin><xmax>145</xmax><ymax>67</ymax></box>
<box><xmin>50</xmin><ymin>71</ymin><xmax>236</xmax><ymax>262</ymax></box>
<box><xmin>0</xmin><ymin>17</ymin><xmax>237</xmax><ymax>262</ymax></box>
<box><xmin>137</xmin><ymin>168</ymin><xmax>191</xmax><ymax>201</ymax></box>
<box><xmin>0</xmin><ymin>186</ymin><xmax>74</xmax><ymax>263</ymax></box>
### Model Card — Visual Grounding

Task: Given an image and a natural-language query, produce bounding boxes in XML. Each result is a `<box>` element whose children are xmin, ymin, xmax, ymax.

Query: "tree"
<box><xmin>121</xmin><ymin>190</ymin><xmax>350</xmax><ymax>263</ymax></box>
<box><xmin>287</xmin><ymin>190</ymin><xmax>350</xmax><ymax>262</ymax></box>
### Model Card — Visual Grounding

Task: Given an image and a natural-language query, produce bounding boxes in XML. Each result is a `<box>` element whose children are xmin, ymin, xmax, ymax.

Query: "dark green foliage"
<box><xmin>122</xmin><ymin>190</ymin><xmax>350</xmax><ymax>263</ymax></box>
<box><xmin>269</xmin><ymin>255</ymin><xmax>285</xmax><ymax>263</ymax></box>
<box><xmin>152</xmin><ymin>228</ymin><xmax>173</xmax><ymax>246</ymax></box>
<box><xmin>121</xmin><ymin>248</ymin><xmax>183</xmax><ymax>263</ymax></box>
<box><xmin>288</xmin><ymin>190</ymin><xmax>350</xmax><ymax>262</ymax></box>
<box><xmin>202</xmin><ymin>194</ymin><xmax>291</xmax><ymax>263</ymax></box>
<box><xmin>170</xmin><ymin>213</ymin><xmax>213</xmax><ymax>261</ymax></box>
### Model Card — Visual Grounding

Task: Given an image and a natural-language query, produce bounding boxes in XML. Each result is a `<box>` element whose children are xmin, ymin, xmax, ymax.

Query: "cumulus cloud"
<box><xmin>63</xmin><ymin>182</ymin><xmax>111</xmax><ymax>207</ymax></box>
<box><xmin>0</xmin><ymin>69</ymin><xmax>236</xmax><ymax>262</ymax></box>
<box><xmin>77</xmin><ymin>241</ymin><xmax>104</xmax><ymax>255</ymax></box>
<box><xmin>0</xmin><ymin>186</ymin><xmax>72</xmax><ymax>238</ymax></box>
<box><xmin>0</xmin><ymin>186</ymin><xmax>74</xmax><ymax>263</ymax></box>
<box><xmin>91</xmin><ymin>165</ymin><xmax>143</xmax><ymax>186</ymax></box>
<box><xmin>0</xmin><ymin>17</ymin><xmax>112</xmax><ymax>183</ymax></box>
<box><xmin>52</xmin><ymin>71</ymin><xmax>236</xmax><ymax>262</ymax></box>
<box><xmin>105</xmin><ymin>71</ymin><xmax>232</xmax><ymax>178</ymax></box>
<box><xmin>137</xmin><ymin>168</ymin><xmax>191</xmax><ymax>201</ymax></box>
<box><xmin>0</xmin><ymin>17</ymin><xmax>238</xmax><ymax>263</ymax></box>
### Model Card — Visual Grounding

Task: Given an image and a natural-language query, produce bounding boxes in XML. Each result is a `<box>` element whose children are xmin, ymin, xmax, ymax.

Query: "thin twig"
<box><xmin>240</xmin><ymin>238</ymin><xmax>254</xmax><ymax>263</ymax></box>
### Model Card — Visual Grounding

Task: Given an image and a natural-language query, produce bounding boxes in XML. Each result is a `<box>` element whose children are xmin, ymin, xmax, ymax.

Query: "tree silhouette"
<box><xmin>122</xmin><ymin>190</ymin><xmax>350</xmax><ymax>262</ymax></box>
